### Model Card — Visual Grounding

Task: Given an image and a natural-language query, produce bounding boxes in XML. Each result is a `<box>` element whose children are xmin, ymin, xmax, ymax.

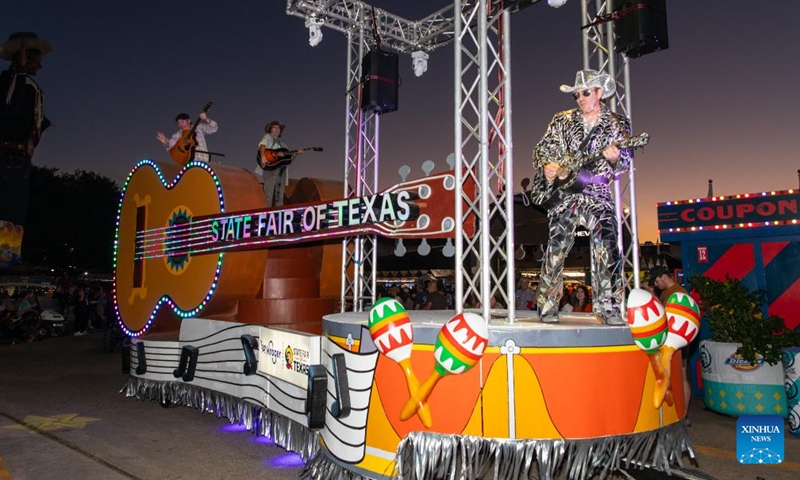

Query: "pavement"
<box><xmin>0</xmin><ymin>332</ymin><xmax>798</xmax><ymax>480</ymax></box>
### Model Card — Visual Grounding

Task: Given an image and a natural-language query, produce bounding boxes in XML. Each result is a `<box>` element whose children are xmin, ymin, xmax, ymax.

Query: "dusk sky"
<box><xmin>4</xmin><ymin>1</ymin><xmax>799</xmax><ymax>243</ymax></box>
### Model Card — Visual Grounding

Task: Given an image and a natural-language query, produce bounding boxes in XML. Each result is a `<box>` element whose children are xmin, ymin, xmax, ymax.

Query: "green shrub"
<box><xmin>689</xmin><ymin>275</ymin><xmax>799</xmax><ymax>366</ymax></box>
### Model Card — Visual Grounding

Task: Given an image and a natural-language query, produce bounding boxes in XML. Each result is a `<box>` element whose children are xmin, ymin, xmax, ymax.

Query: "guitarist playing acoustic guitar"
<box><xmin>156</xmin><ymin>103</ymin><xmax>217</xmax><ymax>165</ymax></box>
<box><xmin>254</xmin><ymin>120</ymin><xmax>306</xmax><ymax>207</ymax></box>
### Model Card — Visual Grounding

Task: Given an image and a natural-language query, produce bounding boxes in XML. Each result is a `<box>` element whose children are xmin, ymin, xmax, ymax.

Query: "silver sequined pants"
<box><xmin>536</xmin><ymin>196</ymin><xmax>623</xmax><ymax>320</ymax></box>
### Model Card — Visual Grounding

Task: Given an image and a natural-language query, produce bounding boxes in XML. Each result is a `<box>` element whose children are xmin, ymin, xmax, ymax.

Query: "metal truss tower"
<box><xmin>285</xmin><ymin>1</ymin><xmax>457</xmax><ymax>312</ymax></box>
<box><xmin>285</xmin><ymin>1</ymin><xmax>633</xmax><ymax>317</ymax></box>
<box><xmin>284</xmin><ymin>1</ymin><xmax>524</xmax><ymax>318</ymax></box>
<box><xmin>453</xmin><ymin>0</ymin><xmax>516</xmax><ymax>321</ymax></box>
<box><xmin>580</xmin><ymin>0</ymin><xmax>642</xmax><ymax>292</ymax></box>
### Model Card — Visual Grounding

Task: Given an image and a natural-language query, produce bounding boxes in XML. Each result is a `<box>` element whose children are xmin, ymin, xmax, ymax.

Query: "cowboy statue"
<box><xmin>531</xmin><ymin>69</ymin><xmax>633</xmax><ymax>325</ymax></box>
<box><xmin>0</xmin><ymin>32</ymin><xmax>52</xmax><ymax>267</ymax></box>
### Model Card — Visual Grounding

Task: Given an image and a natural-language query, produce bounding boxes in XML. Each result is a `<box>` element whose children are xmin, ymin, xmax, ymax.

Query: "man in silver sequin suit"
<box><xmin>531</xmin><ymin>70</ymin><xmax>632</xmax><ymax>325</ymax></box>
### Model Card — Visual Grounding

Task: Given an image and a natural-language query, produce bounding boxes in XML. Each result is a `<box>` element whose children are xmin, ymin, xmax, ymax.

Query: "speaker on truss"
<box><xmin>611</xmin><ymin>0</ymin><xmax>669</xmax><ymax>58</ymax></box>
<box><xmin>361</xmin><ymin>49</ymin><xmax>399</xmax><ymax>114</ymax></box>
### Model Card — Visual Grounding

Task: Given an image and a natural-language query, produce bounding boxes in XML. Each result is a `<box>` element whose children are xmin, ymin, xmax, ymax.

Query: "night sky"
<box><xmin>4</xmin><ymin>1</ymin><xmax>799</xmax><ymax>242</ymax></box>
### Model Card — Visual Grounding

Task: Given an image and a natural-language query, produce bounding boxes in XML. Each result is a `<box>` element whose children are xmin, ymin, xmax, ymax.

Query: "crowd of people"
<box><xmin>377</xmin><ymin>280</ymin><xmax>455</xmax><ymax>311</ymax></box>
<box><xmin>377</xmin><ymin>277</ymin><xmax>610</xmax><ymax>315</ymax></box>
<box><xmin>0</xmin><ymin>279</ymin><xmax>113</xmax><ymax>345</ymax></box>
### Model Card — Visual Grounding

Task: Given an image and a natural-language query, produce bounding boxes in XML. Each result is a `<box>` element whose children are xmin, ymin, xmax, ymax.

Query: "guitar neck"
<box><xmin>133</xmin><ymin>170</ymin><xmax>469</xmax><ymax>262</ymax></box>
<box><xmin>189</xmin><ymin>104</ymin><xmax>213</xmax><ymax>136</ymax></box>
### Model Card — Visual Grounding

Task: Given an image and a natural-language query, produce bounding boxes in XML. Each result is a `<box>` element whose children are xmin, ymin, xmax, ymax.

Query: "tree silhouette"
<box><xmin>23</xmin><ymin>166</ymin><xmax>120</xmax><ymax>273</ymax></box>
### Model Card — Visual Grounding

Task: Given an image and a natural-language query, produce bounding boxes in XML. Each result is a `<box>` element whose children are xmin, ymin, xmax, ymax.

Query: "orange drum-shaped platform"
<box><xmin>322</xmin><ymin>311</ymin><xmax>687</xmax><ymax>477</ymax></box>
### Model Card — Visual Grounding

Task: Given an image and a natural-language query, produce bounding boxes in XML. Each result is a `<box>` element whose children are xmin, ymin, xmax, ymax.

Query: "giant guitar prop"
<box><xmin>114</xmin><ymin>160</ymin><xmax>474</xmax><ymax>335</ymax></box>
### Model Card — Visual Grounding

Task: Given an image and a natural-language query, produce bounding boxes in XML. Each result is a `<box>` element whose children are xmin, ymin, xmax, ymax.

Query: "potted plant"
<box><xmin>689</xmin><ymin>275</ymin><xmax>800</xmax><ymax>418</ymax></box>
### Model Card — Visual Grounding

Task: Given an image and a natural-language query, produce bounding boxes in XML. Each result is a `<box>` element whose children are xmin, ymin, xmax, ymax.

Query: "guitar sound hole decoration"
<box><xmin>165</xmin><ymin>207</ymin><xmax>192</xmax><ymax>273</ymax></box>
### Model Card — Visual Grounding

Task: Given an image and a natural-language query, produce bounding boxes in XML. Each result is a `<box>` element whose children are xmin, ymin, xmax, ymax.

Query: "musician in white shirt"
<box><xmin>254</xmin><ymin>120</ymin><xmax>304</xmax><ymax>207</ymax></box>
<box><xmin>156</xmin><ymin>111</ymin><xmax>217</xmax><ymax>163</ymax></box>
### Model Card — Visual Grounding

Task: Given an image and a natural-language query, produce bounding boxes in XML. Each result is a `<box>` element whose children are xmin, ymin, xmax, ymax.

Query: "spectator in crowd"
<box><xmin>571</xmin><ymin>285</ymin><xmax>593</xmax><ymax>313</ymax></box>
<box><xmin>515</xmin><ymin>278</ymin><xmax>535</xmax><ymax>311</ymax></box>
<box><xmin>423</xmin><ymin>280</ymin><xmax>448</xmax><ymax>310</ymax></box>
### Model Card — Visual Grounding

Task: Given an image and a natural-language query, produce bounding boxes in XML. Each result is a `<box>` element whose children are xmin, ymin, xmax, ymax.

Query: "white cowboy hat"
<box><xmin>0</xmin><ymin>32</ymin><xmax>52</xmax><ymax>61</ymax></box>
<box><xmin>559</xmin><ymin>69</ymin><xmax>616</xmax><ymax>100</ymax></box>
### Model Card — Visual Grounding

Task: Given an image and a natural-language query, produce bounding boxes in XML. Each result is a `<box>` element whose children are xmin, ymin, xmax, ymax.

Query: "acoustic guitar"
<box><xmin>114</xmin><ymin>160</ymin><xmax>475</xmax><ymax>335</ymax></box>
<box><xmin>169</xmin><ymin>102</ymin><xmax>213</xmax><ymax>166</ymax></box>
<box><xmin>256</xmin><ymin>146</ymin><xmax>323</xmax><ymax>169</ymax></box>
<box><xmin>530</xmin><ymin>133</ymin><xmax>649</xmax><ymax>209</ymax></box>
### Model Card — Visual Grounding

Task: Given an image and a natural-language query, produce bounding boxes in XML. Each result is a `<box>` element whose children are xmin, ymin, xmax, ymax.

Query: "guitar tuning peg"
<box><xmin>442</xmin><ymin>238</ymin><xmax>455</xmax><ymax>257</ymax></box>
<box><xmin>445</xmin><ymin>153</ymin><xmax>456</xmax><ymax>170</ymax></box>
<box><xmin>418</xmin><ymin>238</ymin><xmax>431</xmax><ymax>256</ymax></box>
<box><xmin>394</xmin><ymin>238</ymin><xmax>407</xmax><ymax>257</ymax></box>
<box><xmin>398</xmin><ymin>165</ymin><xmax>411</xmax><ymax>183</ymax></box>
<box><xmin>421</xmin><ymin>160</ymin><xmax>434</xmax><ymax>177</ymax></box>
<box><xmin>534</xmin><ymin>244</ymin><xmax>545</xmax><ymax>262</ymax></box>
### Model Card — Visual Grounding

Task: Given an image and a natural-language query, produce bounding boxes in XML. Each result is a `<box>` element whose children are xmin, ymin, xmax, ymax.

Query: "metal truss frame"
<box><xmin>341</xmin><ymin>24</ymin><xmax>380</xmax><ymax>312</ymax></box>
<box><xmin>285</xmin><ymin>1</ymin><xmax>635</xmax><ymax>317</ymax></box>
<box><xmin>581</xmin><ymin>0</ymin><xmax>641</xmax><ymax>293</ymax></box>
<box><xmin>453</xmin><ymin>0</ymin><xmax>516</xmax><ymax>321</ymax></box>
<box><xmin>286</xmin><ymin>0</ymin><xmax>456</xmax><ymax>53</ymax></box>
<box><xmin>286</xmin><ymin>0</ymin><xmax>463</xmax><ymax>312</ymax></box>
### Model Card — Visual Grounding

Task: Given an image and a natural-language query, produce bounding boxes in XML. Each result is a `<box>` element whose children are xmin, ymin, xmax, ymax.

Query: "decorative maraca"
<box><xmin>626</xmin><ymin>288</ymin><xmax>671</xmax><ymax>409</ymax></box>
<box><xmin>658</xmin><ymin>292</ymin><xmax>701</xmax><ymax>404</ymax></box>
<box><xmin>660</xmin><ymin>292</ymin><xmax>701</xmax><ymax>363</ymax></box>
<box><xmin>399</xmin><ymin>312</ymin><xmax>489</xmax><ymax>425</ymax></box>
<box><xmin>368</xmin><ymin>297</ymin><xmax>432</xmax><ymax>427</ymax></box>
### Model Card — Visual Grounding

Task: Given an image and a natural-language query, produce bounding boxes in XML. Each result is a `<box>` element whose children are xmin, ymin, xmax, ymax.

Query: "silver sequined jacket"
<box><xmin>531</xmin><ymin>105</ymin><xmax>633</xmax><ymax>209</ymax></box>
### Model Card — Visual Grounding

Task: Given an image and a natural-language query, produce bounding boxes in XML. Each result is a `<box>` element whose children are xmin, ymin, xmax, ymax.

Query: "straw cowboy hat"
<box><xmin>0</xmin><ymin>32</ymin><xmax>52</xmax><ymax>61</ymax></box>
<box><xmin>559</xmin><ymin>69</ymin><xmax>616</xmax><ymax>100</ymax></box>
<box><xmin>264</xmin><ymin>121</ymin><xmax>285</xmax><ymax>134</ymax></box>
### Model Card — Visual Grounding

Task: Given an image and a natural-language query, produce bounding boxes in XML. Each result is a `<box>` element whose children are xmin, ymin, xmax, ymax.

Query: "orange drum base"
<box><xmin>321</xmin><ymin>311</ymin><xmax>691</xmax><ymax>478</ymax></box>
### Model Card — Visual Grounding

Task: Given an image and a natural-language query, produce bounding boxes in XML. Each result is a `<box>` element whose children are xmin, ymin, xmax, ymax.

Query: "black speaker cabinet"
<box><xmin>612</xmin><ymin>0</ymin><xmax>669</xmax><ymax>58</ymax></box>
<box><xmin>361</xmin><ymin>50</ymin><xmax>399</xmax><ymax>114</ymax></box>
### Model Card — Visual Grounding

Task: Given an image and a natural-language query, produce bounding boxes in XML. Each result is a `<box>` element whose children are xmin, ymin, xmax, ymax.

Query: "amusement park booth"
<box><xmin>657</xmin><ymin>188</ymin><xmax>800</xmax><ymax>414</ymax></box>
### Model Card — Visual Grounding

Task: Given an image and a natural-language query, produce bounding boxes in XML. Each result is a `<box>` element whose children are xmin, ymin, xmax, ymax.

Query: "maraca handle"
<box><xmin>648</xmin><ymin>352</ymin><xmax>671</xmax><ymax>409</ymax></box>
<box><xmin>398</xmin><ymin>358</ymin><xmax>432</xmax><ymax>428</ymax></box>
<box><xmin>659</xmin><ymin>346</ymin><xmax>677</xmax><ymax>407</ymax></box>
<box><xmin>400</xmin><ymin>370</ymin><xmax>442</xmax><ymax>422</ymax></box>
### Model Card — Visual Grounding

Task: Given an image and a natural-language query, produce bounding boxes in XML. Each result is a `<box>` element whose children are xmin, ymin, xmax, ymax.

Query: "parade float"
<box><xmin>120</xmin><ymin>2</ymin><xmax>698</xmax><ymax>479</ymax></box>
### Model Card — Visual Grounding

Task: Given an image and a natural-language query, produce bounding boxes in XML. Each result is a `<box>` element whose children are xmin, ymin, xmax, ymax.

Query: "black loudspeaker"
<box><xmin>612</xmin><ymin>0</ymin><xmax>669</xmax><ymax>58</ymax></box>
<box><xmin>361</xmin><ymin>50</ymin><xmax>399</xmax><ymax>114</ymax></box>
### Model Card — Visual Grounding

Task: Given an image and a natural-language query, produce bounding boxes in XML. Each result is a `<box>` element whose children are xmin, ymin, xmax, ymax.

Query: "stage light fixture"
<box><xmin>411</xmin><ymin>50</ymin><xmax>429</xmax><ymax>77</ymax></box>
<box><xmin>548</xmin><ymin>0</ymin><xmax>568</xmax><ymax>7</ymax></box>
<box><xmin>305</xmin><ymin>17</ymin><xmax>324</xmax><ymax>47</ymax></box>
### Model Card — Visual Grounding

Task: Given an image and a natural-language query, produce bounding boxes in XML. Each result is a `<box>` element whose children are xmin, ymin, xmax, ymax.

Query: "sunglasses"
<box><xmin>572</xmin><ymin>89</ymin><xmax>593</xmax><ymax>100</ymax></box>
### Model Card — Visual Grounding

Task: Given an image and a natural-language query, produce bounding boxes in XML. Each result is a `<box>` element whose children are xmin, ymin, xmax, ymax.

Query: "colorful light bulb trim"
<box><xmin>658</xmin><ymin>188</ymin><xmax>796</xmax><ymax>207</ymax></box>
<box><xmin>112</xmin><ymin>159</ymin><xmax>226</xmax><ymax>337</ymax></box>
<box><xmin>657</xmin><ymin>188</ymin><xmax>799</xmax><ymax>235</ymax></box>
